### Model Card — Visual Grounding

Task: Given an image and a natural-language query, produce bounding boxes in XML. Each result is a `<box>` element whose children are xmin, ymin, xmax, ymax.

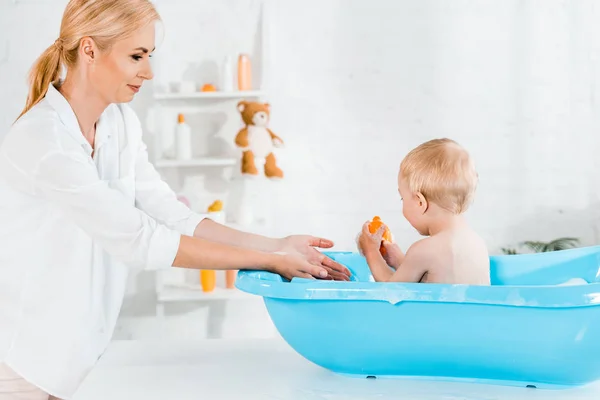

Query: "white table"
<box><xmin>73</xmin><ymin>338</ymin><xmax>600</xmax><ymax>400</ymax></box>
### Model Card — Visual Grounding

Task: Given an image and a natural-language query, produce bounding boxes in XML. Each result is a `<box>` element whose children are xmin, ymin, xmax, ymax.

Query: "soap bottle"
<box><xmin>200</xmin><ymin>270</ymin><xmax>216</xmax><ymax>292</ymax></box>
<box><xmin>225</xmin><ymin>270</ymin><xmax>237</xmax><ymax>289</ymax></box>
<box><xmin>175</xmin><ymin>113</ymin><xmax>192</xmax><ymax>160</ymax></box>
<box><xmin>237</xmin><ymin>54</ymin><xmax>252</xmax><ymax>91</ymax></box>
<box><xmin>222</xmin><ymin>55</ymin><xmax>234</xmax><ymax>92</ymax></box>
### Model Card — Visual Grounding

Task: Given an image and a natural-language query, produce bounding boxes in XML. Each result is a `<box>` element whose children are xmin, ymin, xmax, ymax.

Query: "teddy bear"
<box><xmin>234</xmin><ymin>100</ymin><xmax>284</xmax><ymax>178</ymax></box>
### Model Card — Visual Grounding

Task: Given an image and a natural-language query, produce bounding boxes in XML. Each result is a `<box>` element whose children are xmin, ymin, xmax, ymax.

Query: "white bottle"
<box><xmin>236</xmin><ymin>179</ymin><xmax>255</xmax><ymax>226</ymax></box>
<box><xmin>221</xmin><ymin>56</ymin><xmax>234</xmax><ymax>92</ymax></box>
<box><xmin>175</xmin><ymin>113</ymin><xmax>192</xmax><ymax>160</ymax></box>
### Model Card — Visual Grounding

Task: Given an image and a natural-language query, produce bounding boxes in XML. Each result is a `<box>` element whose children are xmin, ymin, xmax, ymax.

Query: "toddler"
<box><xmin>357</xmin><ymin>138</ymin><xmax>490</xmax><ymax>285</ymax></box>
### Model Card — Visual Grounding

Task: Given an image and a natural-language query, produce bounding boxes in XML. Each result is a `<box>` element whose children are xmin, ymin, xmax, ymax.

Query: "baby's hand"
<box><xmin>381</xmin><ymin>240</ymin><xmax>404</xmax><ymax>270</ymax></box>
<box><xmin>357</xmin><ymin>221</ymin><xmax>386</xmax><ymax>257</ymax></box>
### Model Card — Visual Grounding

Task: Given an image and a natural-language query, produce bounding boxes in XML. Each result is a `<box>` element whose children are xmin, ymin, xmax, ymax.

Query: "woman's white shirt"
<box><xmin>0</xmin><ymin>84</ymin><xmax>203</xmax><ymax>398</ymax></box>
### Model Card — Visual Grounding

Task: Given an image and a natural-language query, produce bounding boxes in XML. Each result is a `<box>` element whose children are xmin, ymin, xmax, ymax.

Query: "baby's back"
<box><xmin>422</xmin><ymin>228</ymin><xmax>490</xmax><ymax>285</ymax></box>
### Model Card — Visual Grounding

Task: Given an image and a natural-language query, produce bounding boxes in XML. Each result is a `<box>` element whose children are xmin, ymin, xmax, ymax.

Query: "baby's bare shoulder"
<box><xmin>405</xmin><ymin>237</ymin><xmax>443</xmax><ymax>260</ymax></box>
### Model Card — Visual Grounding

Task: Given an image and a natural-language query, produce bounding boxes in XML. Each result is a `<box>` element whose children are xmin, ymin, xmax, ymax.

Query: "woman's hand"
<box><xmin>269</xmin><ymin>252</ymin><xmax>329</xmax><ymax>281</ymax></box>
<box><xmin>277</xmin><ymin>235</ymin><xmax>351</xmax><ymax>281</ymax></box>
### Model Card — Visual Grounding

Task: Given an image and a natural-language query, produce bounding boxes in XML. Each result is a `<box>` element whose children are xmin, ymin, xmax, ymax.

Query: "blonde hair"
<box><xmin>400</xmin><ymin>138</ymin><xmax>478</xmax><ymax>214</ymax></box>
<box><xmin>16</xmin><ymin>0</ymin><xmax>160</xmax><ymax>121</ymax></box>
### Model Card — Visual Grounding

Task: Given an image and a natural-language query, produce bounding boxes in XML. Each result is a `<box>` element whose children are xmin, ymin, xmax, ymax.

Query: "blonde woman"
<box><xmin>0</xmin><ymin>1</ymin><xmax>350</xmax><ymax>398</ymax></box>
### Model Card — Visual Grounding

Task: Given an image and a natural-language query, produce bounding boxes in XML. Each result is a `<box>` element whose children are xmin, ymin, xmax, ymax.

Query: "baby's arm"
<box><xmin>358</xmin><ymin>222</ymin><xmax>396</xmax><ymax>280</ymax></box>
<box><xmin>364</xmin><ymin>238</ymin><xmax>429</xmax><ymax>282</ymax></box>
<box><xmin>358</xmin><ymin>222</ymin><xmax>427</xmax><ymax>282</ymax></box>
<box><xmin>388</xmin><ymin>240</ymin><xmax>430</xmax><ymax>282</ymax></box>
<box><xmin>363</xmin><ymin>248</ymin><xmax>395</xmax><ymax>281</ymax></box>
<box><xmin>381</xmin><ymin>241</ymin><xmax>405</xmax><ymax>270</ymax></box>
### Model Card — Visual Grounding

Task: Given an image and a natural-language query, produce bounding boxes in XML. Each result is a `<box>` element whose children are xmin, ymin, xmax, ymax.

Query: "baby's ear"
<box><xmin>416</xmin><ymin>192</ymin><xmax>429</xmax><ymax>212</ymax></box>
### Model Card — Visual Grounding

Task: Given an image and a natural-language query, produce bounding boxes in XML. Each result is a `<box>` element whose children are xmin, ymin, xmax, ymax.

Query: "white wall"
<box><xmin>2</xmin><ymin>0</ymin><xmax>600</xmax><ymax>340</ymax></box>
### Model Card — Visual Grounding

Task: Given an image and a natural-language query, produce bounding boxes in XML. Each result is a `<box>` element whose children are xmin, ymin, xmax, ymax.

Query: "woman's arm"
<box><xmin>193</xmin><ymin>220</ymin><xmax>351</xmax><ymax>280</ymax></box>
<box><xmin>17</xmin><ymin>141</ymin><xmax>336</xmax><ymax>279</ymax></box>
<box><xmin>174</xmin><ymin>235</ymin><xmax>329</xmax><ymax>280</ymax></box>
<box><xmin>193</xmin><ymin>218</ymin><xmax>282</xmax><ymax>252</ymax></box>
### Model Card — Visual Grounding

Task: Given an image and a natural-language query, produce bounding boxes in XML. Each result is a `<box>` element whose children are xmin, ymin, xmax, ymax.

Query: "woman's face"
<box><xmin>88</xmin><ymin>22</ymin><xmax>155</xmax><ymax>104</ymax></box>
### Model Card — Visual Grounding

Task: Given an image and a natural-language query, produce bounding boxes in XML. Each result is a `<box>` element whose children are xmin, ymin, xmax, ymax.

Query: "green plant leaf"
<box><xmin>500</xmin><ymin>247</ymin><xmax>518</xmax><ymax>255</ymax></box>
<box><xmin>546</xmin><ymin>237</ymin><xmax>579</xmax><ymax>251</ymax></box>
<box><xmin>521</xmin><ymin>237</ymin><xmax>579</xmax><ymax>252</ymax></box>
<box><xmin>522</xmin><ymin>241</ymin><xmax>548</xmax><ymax>253</ymax></box>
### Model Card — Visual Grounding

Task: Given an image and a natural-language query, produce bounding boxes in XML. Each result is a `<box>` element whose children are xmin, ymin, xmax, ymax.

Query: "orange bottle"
<box><xmin>225</xmin><ymin>270</ymin><xmax>237</xmax><ymax>289</ymax></box>
<box><xmin>368</xmin><ymin>216</ymin><xmax>393</xmax><ymax>255</ymax></box>
<box><xmin>237</xmin><ymin>54</ymin><xmax>252</xmax><ymax>91</ymax></box>
<box><xmin>200</xmin><ymin>270</ymin><xmax>216</xmax><ymax>292</ymax></box>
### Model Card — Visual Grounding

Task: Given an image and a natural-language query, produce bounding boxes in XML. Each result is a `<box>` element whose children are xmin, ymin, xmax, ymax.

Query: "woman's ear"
<box><xmin>79</xmin><ymin>36</ymin><xmax>96</xmax><ymax>63</ymax></box>
<box><xmin>416</xmin><ymin>192</ymin><xmax>429</xmax><ymax>214</ymax></box>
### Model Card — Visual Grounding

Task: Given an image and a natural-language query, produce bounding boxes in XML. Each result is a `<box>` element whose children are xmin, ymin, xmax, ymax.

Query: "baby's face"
<box><xmin>398</xmin><ymin>176</ymin><xmax>429</xmax><ymax>235</ymax></box>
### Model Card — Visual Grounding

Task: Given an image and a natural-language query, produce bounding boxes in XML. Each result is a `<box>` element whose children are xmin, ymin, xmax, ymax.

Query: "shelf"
<box><xmin>155</xmin><ymin>157</ymin><xmax>237</xmax><ymax>168</ymax></box>
<box><xmin>153</xmin><ymin>90</ymin><xmax>265</xmax><ymax>101</ymax></box>
<box><xmin>157</xmin><ymin>285</ymin><xmax>256</xmax><ymax>303</ymax></box>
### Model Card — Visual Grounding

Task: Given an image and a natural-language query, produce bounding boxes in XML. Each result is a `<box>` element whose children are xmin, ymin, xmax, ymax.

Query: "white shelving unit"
<box><xmin>150</xmin><ymin>2</ymin><xmax>274</xmax><ymax>315</ymax></box>
<box><xmin>154</xmin><ymin>157</ymin><xmax>236</xmax><ymax>168</ymax></box>
<box><xmin>153</xmin><ymin>90</ymin><xmax>265</xmax><ymax>101</ymax></box>
<box><xmin>158</xmin><ymin>285</ymin><xmax>255</xmax><ymax>303</ymax></box>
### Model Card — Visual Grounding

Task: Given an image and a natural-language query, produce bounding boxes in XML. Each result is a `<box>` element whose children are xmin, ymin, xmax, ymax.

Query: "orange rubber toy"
<box><xmin>368</xmin><ymin>216</ymin><xmax>393</xmax><ymax>255</ymax></box>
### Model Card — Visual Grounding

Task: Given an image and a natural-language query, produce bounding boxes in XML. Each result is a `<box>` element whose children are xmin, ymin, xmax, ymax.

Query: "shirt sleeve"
<box><xmin>133</xmin><ymin>139</ymin><xmax>207</xmax><ymax>236</ymax></box>
<box><xmin>118</xmin><ymin>104</ymin><xmax>207</xmax><ymax>236</ymax></box>
<box><xmin>31</xmin><ymin>150</ymin><xmax>181</xmax><ymax>271</ymax></box>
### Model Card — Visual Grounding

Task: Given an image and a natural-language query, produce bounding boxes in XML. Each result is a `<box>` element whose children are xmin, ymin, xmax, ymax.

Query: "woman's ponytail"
<box><xmin>15</xmin><ymin>40</ymin><xmax>63</xmax><ymax>122</ymax></box>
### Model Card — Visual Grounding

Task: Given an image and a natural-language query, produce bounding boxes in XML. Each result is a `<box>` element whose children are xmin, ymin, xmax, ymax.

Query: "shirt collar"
<box><xmin>94</xmin><ymin>114</ymin><xmax>112</xmax><ymax>152</ymax></box>
<box><xmin>45</xmin><ymin>83</ymin><xmax>112</xmax><ymax>154</ymax></box>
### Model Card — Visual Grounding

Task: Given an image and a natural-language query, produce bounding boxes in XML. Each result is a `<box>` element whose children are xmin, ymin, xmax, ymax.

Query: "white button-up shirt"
<box><xmin>0</xmin><ymin>84</ymin><xmax>204</xmax><ymax>398</ymax></box>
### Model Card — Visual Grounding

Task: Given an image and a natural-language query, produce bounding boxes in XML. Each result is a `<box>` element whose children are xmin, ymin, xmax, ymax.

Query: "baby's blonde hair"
<box><xmin>400</xmin><ymin>138</ymin><xmax>478</xmax><ymax>214</ymax></box>
<box><xmin>16</xmin><ymin>0</ymin><xmax>160</xmax><ymax>121</ymax></box>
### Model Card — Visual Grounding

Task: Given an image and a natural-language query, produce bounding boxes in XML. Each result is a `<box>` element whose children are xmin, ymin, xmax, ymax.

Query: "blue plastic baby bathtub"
<box><xmin>236</xmin><ymin>246</ymin><xmax>600</xmax><ymax>389</ymax></box>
